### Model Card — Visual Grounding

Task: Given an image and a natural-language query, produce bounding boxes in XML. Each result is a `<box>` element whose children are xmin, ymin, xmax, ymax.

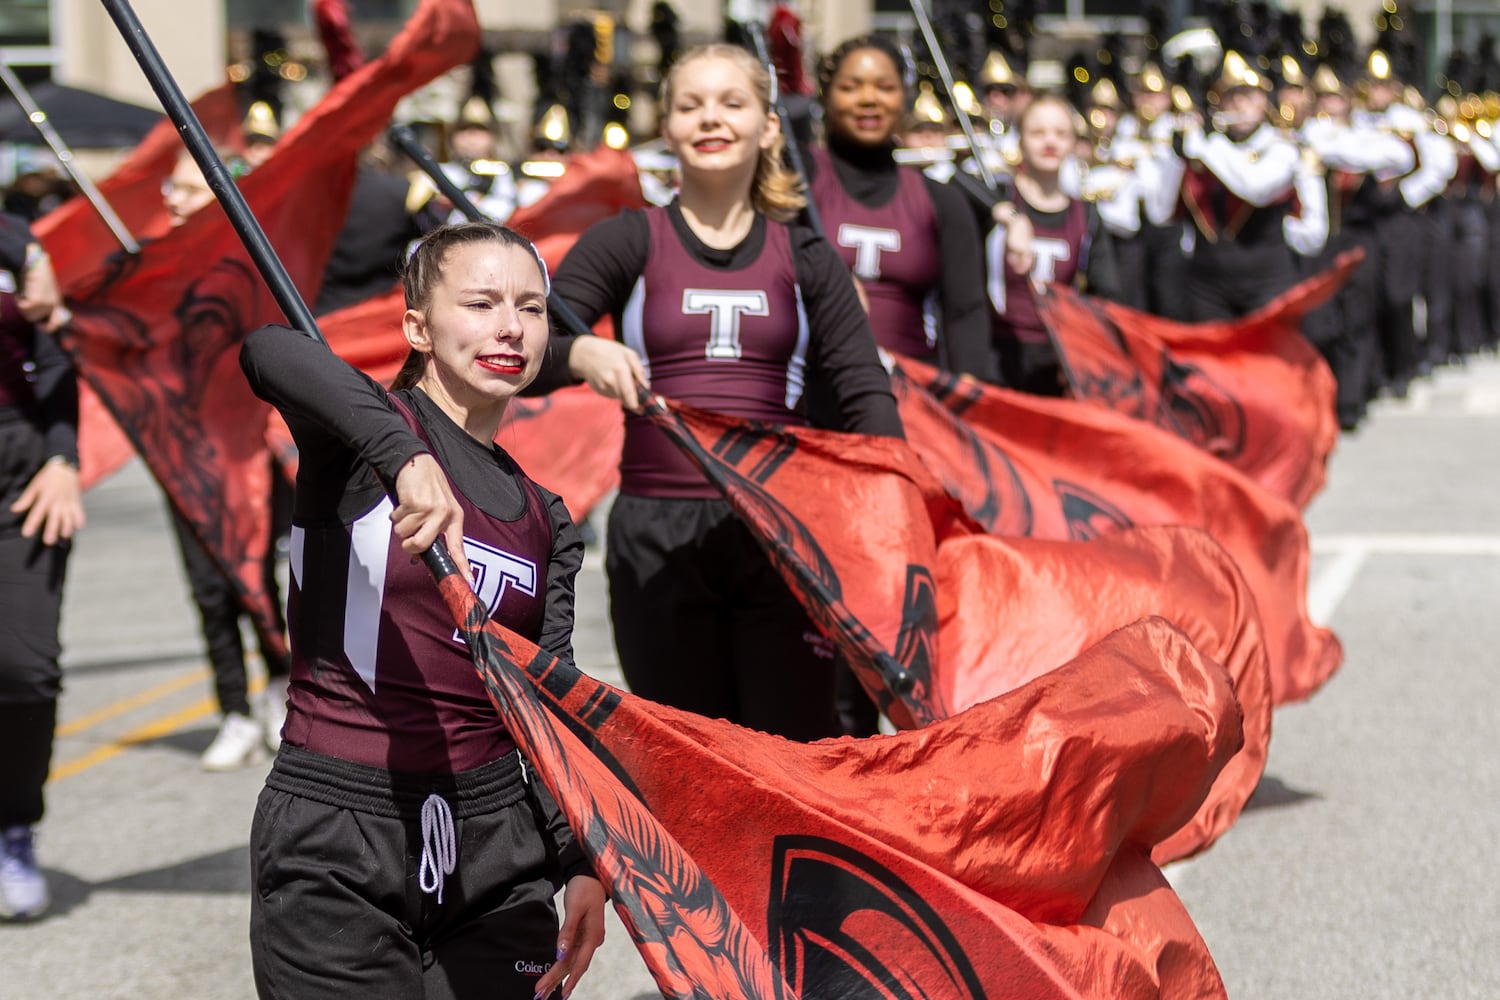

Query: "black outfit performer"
<box><xmin>806</xmin><ymin>137</ymin><xmax>994</xmax><ymax>379</ymax></box>
<box><xmin>241</xmin><ymin>325</ymin><xmax>590</xmax><ymax>1000</ymax></box>
<box><xmin>0</xmin><ymin>213</ymin><xmax>77</xmax><ymax>916</ymax></box>
<box><xmin>539</xmin><ymin>202</ymin><xmax>902</xmax><ymax>741</ymax></box>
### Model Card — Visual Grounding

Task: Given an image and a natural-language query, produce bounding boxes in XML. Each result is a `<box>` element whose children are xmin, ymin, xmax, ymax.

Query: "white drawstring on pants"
<box><xmin>418</xmin><ymin>793</ymin><xmax>456</xmax><ymax>905</ymax></box>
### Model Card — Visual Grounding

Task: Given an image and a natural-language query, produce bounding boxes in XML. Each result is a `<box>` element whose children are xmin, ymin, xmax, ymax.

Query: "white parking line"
<box><xmin>1313</xmin><ymin>534</ymin><xmax>1500</xmax><ymax>557</ymax></box>
<box><xmin>1308</xmin><ymin>534</ymin><xmax>1500</xmax><ymax>626</ymax></box>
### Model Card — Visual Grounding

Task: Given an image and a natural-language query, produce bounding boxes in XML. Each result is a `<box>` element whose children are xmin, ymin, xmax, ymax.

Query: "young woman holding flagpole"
<box><xmin>241</xmin><ymin>224</ymin><xmax>605</xmax><ymax>1000</ymax></box>
<box><xmin>536</xmin><ymin>43</ymin><xmax>903</xmax><ymax>742</ymax></box>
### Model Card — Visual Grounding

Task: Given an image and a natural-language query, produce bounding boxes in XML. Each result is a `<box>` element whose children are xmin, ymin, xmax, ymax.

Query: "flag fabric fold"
<box><xmin>894</xmin><ymin>358</ymin><xmax>1340</xmax><ymax>706</ymax></box>
<box><xmin>434</xmin><ymin>559</ymin><xmax>1238</xmax><ymax>997</ymax></box>
<box><xmin>53</xmin><ymin>0</ymin><xmax>481</xmax><ymax>657</ymax></box>
<box><xmin>1039</xmin><ymin>251</ymin><xmax>1361</xmax><ymax>508</ymax></box>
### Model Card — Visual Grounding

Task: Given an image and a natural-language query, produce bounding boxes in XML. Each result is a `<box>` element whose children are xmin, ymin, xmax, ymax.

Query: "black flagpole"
<box><xmin>383</xmin><ymin>122</ymin><xmax>599</xmax><ymax>342</ymax></box>
<box><xmin>98</xmin><ymin>0</ymin><xmax>323</xmax><ymax>345</ymax></box>
<box><xmin>905</xmin><ymin>0</ymin><xmax>999</xmax><ymax>193</ymax></box>
<box><xmin>741</xmin><ymin>20</ymin><xmax>826</xmax><ymax>240</ymax></box>
<box><xmin>0</xmin><ymin>59</ymin><xmax>141</xmax><ymax>254</ymax></box>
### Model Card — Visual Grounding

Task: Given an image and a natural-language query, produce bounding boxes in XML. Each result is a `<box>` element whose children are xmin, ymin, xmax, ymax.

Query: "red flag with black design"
<box><xmin>33</xmin><ymin>83</ymin><xmax>243</xmax><ymax>489</ymax></box>
<box><xmin>54</xmin><ymin>0</ymin><xmax>481</xmax><ymax>658</ymax></box>
<box><xmin>895</xmin><ymin>358</ymin><xmax>1340</xmax><ymax>706</ymax></box>
<box><xmin>434</xmin><ymin>551</ymin><xmax>1238</xmax><ymax>997</ymax></box>
<box><xmin>1039</xmin><ymin>252</ymin><xmax>1361</xmax><ymax>508</ymax></box>
<box><xmin>649</xmin><ymin>398</ymin><xmax>1271</xmax><ymax>863</ymax></box>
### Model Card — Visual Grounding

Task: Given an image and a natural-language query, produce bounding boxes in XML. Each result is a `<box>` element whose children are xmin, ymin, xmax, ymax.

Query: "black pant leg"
<box><xmin>0</xmin><ymin>419</ymin><xmax>67</xmax><ymax>827</ymax></box>
<box><xmin>170</xmin><ymin>508</ymin><xmax>251</xmax><ymax>716</ymax></box>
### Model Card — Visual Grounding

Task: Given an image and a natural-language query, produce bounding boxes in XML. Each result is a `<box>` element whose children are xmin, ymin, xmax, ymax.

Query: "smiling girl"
<box><xmin>240</xmin><ymin>223</ymin><xmax>605</xmax><ymax>1000</ymax></box>
<box><xmin>533</xmin><ymin>44</ymin><xmax>902</xmax><ymax>741</ymax></box>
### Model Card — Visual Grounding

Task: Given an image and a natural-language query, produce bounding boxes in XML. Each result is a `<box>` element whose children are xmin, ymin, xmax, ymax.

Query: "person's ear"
<box><xmin>761</xmin><ymin>110</ymin><xmax>783</xmax><ymax>151</ymax></box>
<box><xmin>402</xmin><ymin>308</ymin><xmax>432</xmax><ymax>354</ymax></box>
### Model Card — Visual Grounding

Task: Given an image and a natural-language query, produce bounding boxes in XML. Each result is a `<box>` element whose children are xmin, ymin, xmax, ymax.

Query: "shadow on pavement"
<box><xmin>1244</xmin><ymin>774</ymin><xmax>1320</xmax><ymax>812</ymax></box>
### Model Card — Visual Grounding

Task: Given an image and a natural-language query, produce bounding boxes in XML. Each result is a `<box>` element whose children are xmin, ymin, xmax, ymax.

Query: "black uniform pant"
<box><xmin>1485</xmin><ymin>198</ymin><xmax>1500</xmax><ymax>351</ymax></box>
<box><xmin>251</xmin><ymin>747</ymin><xmax>559</xmax><ymax>1000</ymax></box>
<box><xmin>1303</xmin><ymin>226</ymin><xmax>1381</xmax><ymax>428</ymax></box>
<box><xmin>169</xmin><ymin>472</ymin><xmax>290</xmax><ymax>717</ymax></box>
<box><xmin>605</xmin><ymin>494</ymin><xmax>841</xmax><ymax>742</ymax></box>
<box><xmin>1185</xmin><ymin>238</ymin><xmax>1300</xmax><ymax>322</ymax></box>
<box><xmin>1114</xmin><ymin>219</ymin><xmax>1189</xmax><ymax>320</ymax></box>
<box><xmin>1373</xmin><ymin>208</ymin><xmax>1423</xmax><ymax>393</ymax></box>
<box><xmin>1441</xmin><ymin>196</ymin><xmax>1489</xmax><ymax>361</ymax></box>
<box><xmin>0</xmin><ymin>417</ymin><xmax>68</xmax><ymax>827</ymax></box>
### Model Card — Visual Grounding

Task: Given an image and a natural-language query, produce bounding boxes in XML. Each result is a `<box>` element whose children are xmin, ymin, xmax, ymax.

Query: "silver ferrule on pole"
<box><xmin>906</xmin><ymin>0</ymin><xmax>999</xmax><ymax>192</ymax></box>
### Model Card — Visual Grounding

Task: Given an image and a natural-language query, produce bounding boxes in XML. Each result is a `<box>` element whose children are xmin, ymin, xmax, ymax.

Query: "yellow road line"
<box><xmin>51</xmin><ymin>672</ymin><xmax>269</xmax><ymax>782</ymax></box>
<box><xmin>56</xmin><ymin>666</ymin><xmax>210</xmax><ymax>738</ymax></box>
<box><xmin>51</xmin><ymin>696</ymin><xmax>219</xmax><ymax>782</ymax></box>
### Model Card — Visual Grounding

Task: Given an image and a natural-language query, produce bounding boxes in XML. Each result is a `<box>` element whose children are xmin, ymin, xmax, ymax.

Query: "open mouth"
<box><xmin>477</xmin><ymin>354</ymin><xmax>525</xmax><ymax>375</ymax></box>
<box><xmin>693</xmin><ymin>137</ymin><xmax>732</xmax><ymax>152</ymax></box>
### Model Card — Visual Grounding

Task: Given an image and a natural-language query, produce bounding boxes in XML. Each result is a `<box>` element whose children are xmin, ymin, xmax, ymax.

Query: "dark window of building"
<box><xmin>227</xmin><ymin>0</ymin><xmax>416</xmax><ymax>27</ymax></box>
<box><xmin>0</xmin><ymin>0</ymin><xmax>51</xmax><ymax>49</ymax></box>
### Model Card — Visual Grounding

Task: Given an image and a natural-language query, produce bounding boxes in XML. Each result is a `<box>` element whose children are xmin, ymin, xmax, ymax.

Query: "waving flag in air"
<box><xmin>34</xmin><ymin>82</ymin><xmax>243</xmax><ymax>489</ymax></box>
<box><xmin>432</xmin><ymin>546</ymin><xmax>1240</xmax><ymax>997</ymax></box>
<box><xmin>54</xmin><ymin>0</ymin><xmax>482</xmax><ymax>659</ymax></box>
<box><xmin>650</xmin><ymin>397</ymin><xmax>1271</xmax><ymax>863</ymax></box>
<box><xmin>1039</xmin><ymin>251</ymin><xmax>1361</xmax><ymax>508</ymax></box>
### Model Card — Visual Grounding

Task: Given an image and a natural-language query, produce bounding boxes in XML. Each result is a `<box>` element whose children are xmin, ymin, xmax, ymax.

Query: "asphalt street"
<box><xmin>2</xmin><ymin>355</ymin><xmax>1497</xmax><ymax>998</ymax></box>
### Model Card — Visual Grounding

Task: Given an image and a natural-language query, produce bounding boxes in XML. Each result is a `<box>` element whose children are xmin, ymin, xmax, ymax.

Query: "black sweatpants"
<box><xmin>250</xmin><ymin>746</ymin><xmax>560</xmax><ymax>1000</ymax></box>
<box><xmin>0</xmin><ymin>416</ymin><xmax>68</xmax><ymax>827</ymax></box>
<box><xmin>605</xmin><ymin>494</ymin><xmax>841</xmax><ymax>741</ymax></box>
<box><xmin>169</xmin><ymin>471</ymin><xmax>290</xmax><ymax>717</ymax></box>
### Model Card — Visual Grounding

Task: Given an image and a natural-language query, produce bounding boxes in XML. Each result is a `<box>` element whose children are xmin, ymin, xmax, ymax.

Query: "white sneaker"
<box><xmin>200</xmin><ymin>712</ymin><xmax>268</xmax><ymax>772</ymax></box>
<box><xmin>0</xmin><ymin>825</ymin><xmax>49</xmax><ymax>919</ymax></box>
<box><xmin>263</xmin><ymin>676</ymin><xmax>290</xmax><ymax>753</ymax></box>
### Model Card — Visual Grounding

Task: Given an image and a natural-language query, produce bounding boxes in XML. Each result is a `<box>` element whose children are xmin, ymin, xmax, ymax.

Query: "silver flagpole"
<box><xmin>0</xmin><ymin>59</ymin><xmax>141</xmax><ymax>254</ymax></box>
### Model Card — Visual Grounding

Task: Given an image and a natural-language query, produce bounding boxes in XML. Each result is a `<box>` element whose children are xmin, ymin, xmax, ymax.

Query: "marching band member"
<box><xmin>1174</xmin><ymin>51</ymin><xmax>1301</xmax><ymax>321</ymax></box>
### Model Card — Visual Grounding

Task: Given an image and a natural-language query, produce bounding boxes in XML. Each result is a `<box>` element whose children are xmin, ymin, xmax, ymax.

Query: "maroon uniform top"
<box><xmin>243</xmin><ymin>326</ymin><xmax>584</xmax><ymax>777</ymax></box>
<box><xmin>537</xmin><ymin>202</ymin><xmax>904</xmax><ymax>471</ymax></box>
<box><xmin>614</xmin><ymin>206</ymin><xmax>814</xmax><ymax>497</ymax></box>
<box><xmin>989</xmin><ymin>197</ymin><xmax>1089</xmax><ymax>344</ymax></box>
<box><xmin>281</xmin><ymin>395</ymin><xmax>552</xmax><ymax>773</ymax></box>
<box><xmin>809</xmin><ymin>146</ymin><xmax>941</xmax><ymax>358</ymax></box>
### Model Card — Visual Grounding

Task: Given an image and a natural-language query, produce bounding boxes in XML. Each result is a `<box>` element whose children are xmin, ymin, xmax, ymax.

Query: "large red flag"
<box><xmin>895</xmin><ymin>359</ymin><xmax>1340</xmax><ymax>706</ymax></box>
<box><xmin>436</xmin><ymin>554</ymin><xmax>1238</xmax><ymax>996</ymax></box>
<box><xmin>34</xmin><ymin>83</ymin><xmax>243</xmax><ymax>489</ymax></box>
<box><xmin>649</xmin><ymin>398</ymin><xmax>1271</xmax><ymax>862</ymax></box>
<box><xmin>55</xmin><ymin>0</ymin><xmax>481</xmax><ymax>657</ymax></box>
<box><xmin>1039</xmin><ymin>252</ymin><xmax>1361</xmax><ymax>508</ymax></box>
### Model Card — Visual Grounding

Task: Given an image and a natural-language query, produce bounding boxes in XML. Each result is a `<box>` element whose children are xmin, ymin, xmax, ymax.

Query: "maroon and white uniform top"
<box><xmin>539</xmin><ymin>202</ymin><xmax>903</xmax><ymax>498</ymax></box>
<box><xmin>808</xmin><ymin>146</ymin><xmax>941</xmax><ymax>358</ymax></box>
<box><xmin>616</xmin><ymin>206</ymin><xmax>812</xmax><ymax>497</ymax></box>
<box><xmin>241</xmin><ymin>327</ymin><xmax>584</xmax><ymax>776</ymax></box>
<box><xmin>988</xmin><ymin>196</ymin><xmax>1090</xmax><ymax>344</ymax></box>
